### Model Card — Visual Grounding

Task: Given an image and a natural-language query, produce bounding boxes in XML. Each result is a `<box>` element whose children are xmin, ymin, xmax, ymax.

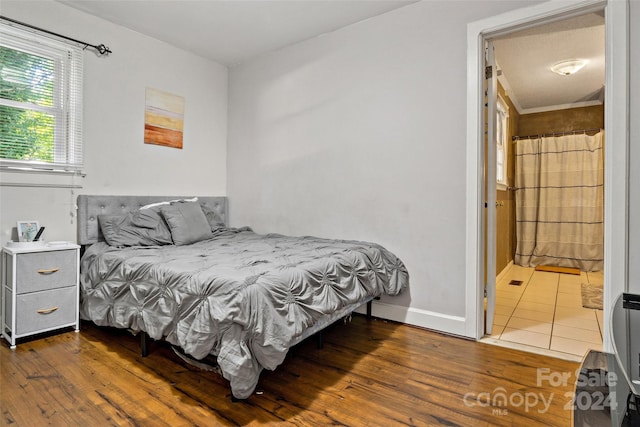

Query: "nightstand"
<box><xmin>1</xmin><ymin>242</ymin><xmax>80</xmax><ymax>349</ymax></box>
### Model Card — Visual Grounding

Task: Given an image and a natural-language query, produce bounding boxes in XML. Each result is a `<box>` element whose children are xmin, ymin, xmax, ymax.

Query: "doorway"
<box><xmin>465</xmin><ymin>0</ymin><xmax>629</xmax><ymax>355</ymax></box>
<box><xmin>485</xmin><ymin>13</ymin><xmax>605</xmax><ymax>359</ymax></box>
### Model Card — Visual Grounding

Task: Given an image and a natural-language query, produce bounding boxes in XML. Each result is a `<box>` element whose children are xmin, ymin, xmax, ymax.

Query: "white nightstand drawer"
<box><xmin>2</xmin><ymin>243</ymin><xmax>80</xmax><ymax>348</ymax></box>
<box><xmin>14</xmin><ymin>286</ymin><xmax>77</xmax><ymax>335</ymax></box>
<box><xmin>16</xmin><ymin>250</ymin><xmax>77</xmax><ymax>294</ymax></box>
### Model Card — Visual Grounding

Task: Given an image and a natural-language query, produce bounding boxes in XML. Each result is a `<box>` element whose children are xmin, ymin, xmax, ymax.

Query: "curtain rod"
<box><xmin>0</xmin><ymin>182</ymin><xmax>83</xmax><ymax>189</ymax></box>
<box><xmin>0</xmin><ymin>15</ymin><xmax>111</xmax><ymax>56</ymax></box>
<box><xmin>512</xmin><ymin>128</ymin><xmax>602</xmax><ymax>141</ymax></box>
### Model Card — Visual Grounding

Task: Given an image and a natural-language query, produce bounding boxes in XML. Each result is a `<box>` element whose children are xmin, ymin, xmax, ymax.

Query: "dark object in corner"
<box><xmin>33</xmin><ymin>227</ymin><xmax>45</xmax><ymax>241</ymax></box>
<box><xmin>623</xmin><ymin>293</ymin><xmax>640</xmax><ymax>310</ymax></box>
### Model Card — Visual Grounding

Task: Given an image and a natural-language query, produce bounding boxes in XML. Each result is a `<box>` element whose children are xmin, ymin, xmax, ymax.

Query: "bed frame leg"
<box><xmin>141</xmin><ymin>331</ymin><xmax>149</xmax><ymax>357</ymax></box>
<box><xmin>316</xmin><ymin>331</ymin><xmax>323</xmax><ymax>349</ymax></box>
<box><xmin>366</xmin><ymin>298</ymin><xmax>381</xmax><ymax>319</ymax></box>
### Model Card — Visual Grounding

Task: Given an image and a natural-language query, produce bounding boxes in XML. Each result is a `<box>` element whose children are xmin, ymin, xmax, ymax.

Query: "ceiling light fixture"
<box><xmin>550</xmin><ymin>59</ymin><xmax>587</xmax><ymax>76</ymax></box>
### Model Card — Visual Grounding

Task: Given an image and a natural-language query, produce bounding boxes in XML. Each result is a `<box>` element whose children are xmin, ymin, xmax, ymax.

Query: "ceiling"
<box><xmin>59</xmin><ymin>0</ymin><xmax>416</xmax><ymax>66</ymax></box>
<box><xmin>58</xmin><ymin>1</ymin><xmax>604</xmax><ymax>112</ymax></box>
<box><xmin>493</xmin><ymin>12</ymin><xmax>605</xmax><ymax>113</ymax></box>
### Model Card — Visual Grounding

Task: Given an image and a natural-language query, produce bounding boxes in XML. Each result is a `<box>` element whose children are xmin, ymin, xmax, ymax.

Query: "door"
<box><xmin>484</xmin><ymin>39</ymin><xmax>497</xmax><ymax>335</ymax></box>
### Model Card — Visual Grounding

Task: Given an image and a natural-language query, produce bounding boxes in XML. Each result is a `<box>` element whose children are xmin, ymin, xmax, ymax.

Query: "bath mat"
<box><xmin>535</xmin><ymin>265</ymin><xmax>581</xmax><ymax>275</ymax></box>
<box><xmin>581</xmin><ymin>283</ymin><xmax>603</xmax><ymax>310</ymax></box>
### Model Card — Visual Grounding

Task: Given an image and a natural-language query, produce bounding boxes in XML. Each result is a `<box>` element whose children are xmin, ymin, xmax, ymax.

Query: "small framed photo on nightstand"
<box><xmin>17</xmin><ymin>221</ymin><xmax>40</xmax><ymax>242</ymax></box>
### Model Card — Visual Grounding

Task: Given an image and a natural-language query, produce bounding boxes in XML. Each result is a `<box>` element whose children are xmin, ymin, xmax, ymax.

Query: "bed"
<box><xmin>77</xmin><ymin>195</ymin><xmax>408</xmax><ymax>399</ymax></box>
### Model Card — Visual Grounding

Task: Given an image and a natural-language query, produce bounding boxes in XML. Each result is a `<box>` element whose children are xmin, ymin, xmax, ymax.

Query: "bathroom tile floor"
<box><xmin>483</xmin><ymin>265</ymin><xmax>603</xmax><ymax>361</ymax></box>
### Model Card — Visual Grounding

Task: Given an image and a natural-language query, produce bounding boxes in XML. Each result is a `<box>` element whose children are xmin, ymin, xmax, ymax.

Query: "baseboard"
<box><xmin>496</xmin><ymin>260</ymin><xmax>514</xmax><ymax>284</ymax></box>
<box><xmin>354</xmin><ymin>301</ymin><xmax>469</xmax><ymax>337</ymax></box>
<box><xmin>357</xmin><ymin>263</ymin><xmax>514</xmax><ymax>338</ymax></box>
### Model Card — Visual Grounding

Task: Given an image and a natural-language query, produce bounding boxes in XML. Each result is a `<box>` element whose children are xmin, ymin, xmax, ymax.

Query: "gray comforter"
<box><xmin>80</xmin><ymin>228</ymin><xmax>408</xmax><ymax>398</ymax></box>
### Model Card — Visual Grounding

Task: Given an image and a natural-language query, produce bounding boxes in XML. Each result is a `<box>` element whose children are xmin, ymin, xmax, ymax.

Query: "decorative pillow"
<box><xmin>98</xmin><ymin>209</ymin><xmax>172</xmax><ymax>247</ymax></box>
<box><xmin>160</xmin><ymin>201</ymin><xmax>213</xmax><ymax>245</ymax></box>
<box><xmin>200</xmin><ymin>203</ymin><xmax>226</xmax><ymax>231</ymax></box>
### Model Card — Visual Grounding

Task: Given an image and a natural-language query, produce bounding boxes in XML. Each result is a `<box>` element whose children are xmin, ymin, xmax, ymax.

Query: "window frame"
<box><xmin>0</xmin><ymin>22</ymin><xmax>83</xmax><ymax>174</ymax></box>
<box><xmin>495</xmin><ymin>94</ymin><xmax>509</xmax><ymax>191</ymax></box>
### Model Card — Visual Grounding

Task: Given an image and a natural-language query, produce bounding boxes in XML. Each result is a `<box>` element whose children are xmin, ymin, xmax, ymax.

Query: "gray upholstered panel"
<box><xmin>77</xmin><ymin>195</ymin><xmax>228</xmax><ymax>246</ymax></box>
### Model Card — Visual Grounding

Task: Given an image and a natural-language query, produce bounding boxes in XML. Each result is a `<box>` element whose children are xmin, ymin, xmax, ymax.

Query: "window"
<box><xmin>496</xmin><ymin>95</ymin><xmax>509</xmax><ymax>190</ymax></box>
<box><xmin>0</xmin><ymin>22</ymin><xmax>83</xmax><ymax>173</ymax></box>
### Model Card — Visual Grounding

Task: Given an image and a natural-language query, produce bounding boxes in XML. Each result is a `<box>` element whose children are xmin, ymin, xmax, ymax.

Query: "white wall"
<box><xmin>227</xmin><ymin>1</ymin><xmax>536</xmax><ymax>333</ymax></box>
<box><xmin>0</xmin><ymin>1</ymin><xmax>228</xmax><ymax>245</ymax></box>
<box><xmin>3</xmin><ymin>0</ymin><xmax>634</xmax><ymax>338</ymax></box>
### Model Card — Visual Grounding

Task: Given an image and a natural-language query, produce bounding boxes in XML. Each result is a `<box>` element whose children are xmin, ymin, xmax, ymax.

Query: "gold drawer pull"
<box><xmin>36</xmin><ymin>307</ymin><xmax>59</xmax><ymax>315</ymax></box>
<box><xmin>37</xmin><ymin>268</ymin><xmax>60</xmax><ymax>275</ymax></box>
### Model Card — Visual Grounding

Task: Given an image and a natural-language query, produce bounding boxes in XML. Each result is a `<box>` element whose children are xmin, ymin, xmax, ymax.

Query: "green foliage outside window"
<box><xmin>0</xmin><ymin>45</ymin><xmax>55</xmax><ymax>162</ymax></box>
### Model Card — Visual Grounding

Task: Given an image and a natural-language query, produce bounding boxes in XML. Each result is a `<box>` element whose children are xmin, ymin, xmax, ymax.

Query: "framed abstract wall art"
<box><xmin>144</xmin><ymin>87</ymin><xmax>185</xmax><ymax>149</ymax></box>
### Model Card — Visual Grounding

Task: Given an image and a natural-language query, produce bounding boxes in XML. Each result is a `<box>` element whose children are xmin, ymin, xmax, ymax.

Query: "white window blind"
<box><xmin>0</xmin><ymin>22</ymin><xmax>83</xmax><ymax>173</ymax></box>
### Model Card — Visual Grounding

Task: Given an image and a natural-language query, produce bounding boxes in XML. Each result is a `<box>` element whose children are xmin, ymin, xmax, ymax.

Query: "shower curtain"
<box><xmin>514</xmin><ymin>131</ymin><xmax>604</xmax><ymax>272</ymax></box>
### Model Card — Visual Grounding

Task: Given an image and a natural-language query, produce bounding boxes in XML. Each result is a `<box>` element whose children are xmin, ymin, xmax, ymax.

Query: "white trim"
<box><xmin>602</xmin><ymin>0</ymin><xmax>629</xmax><ymax>353</ymax></box>
<box><xmin>466</xmin><ymin>0</ymin><xmax>628</xmax><ymax>346</ymax></box>
<box><xmin>496</xmin><ymin>93</ymin><xmax>509</xmax><ymax>189</ymax></box>
<box><xmin>485</xmin><ymin>39</ymin><xmax>497</xmax><ymax>335</ymax></box>
<box><xmin>465</xmin><ymin>16</ymin><xmax>485</xmax><ymax>339</ymax></box>
<box><xmin>355</xmin><ymin>301</ymin><xmax>467</xmax><ymax>336</ymax></box>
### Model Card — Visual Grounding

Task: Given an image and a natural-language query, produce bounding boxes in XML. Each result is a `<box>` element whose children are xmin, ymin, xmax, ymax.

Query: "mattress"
<box><xmin>80</xmin><ymin>227</ymin><xmax>408</xmax><ymax>398</ymax></box>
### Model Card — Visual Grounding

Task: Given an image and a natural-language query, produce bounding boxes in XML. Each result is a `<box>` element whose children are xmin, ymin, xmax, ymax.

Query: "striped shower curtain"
<box><xmin>514</xmin><ymin>131</ymin><xmax>604</xmax><ymax>272</ymax></box>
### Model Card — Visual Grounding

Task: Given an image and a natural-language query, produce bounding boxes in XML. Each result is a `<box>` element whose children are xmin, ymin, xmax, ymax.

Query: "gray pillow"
<box><xmin>99</xmin><ymin>209</ymin><xmax>172</xmax><ymax>247</ymax></box>
<box><xmin>200</xmin><ymin>203</ymin><xmax>226</xmax><ymax>231</ymax></box>
<box><xmin>160</xmin><ymin>201</ymin><xmax>213</xmax><ymax>245</ymax></box>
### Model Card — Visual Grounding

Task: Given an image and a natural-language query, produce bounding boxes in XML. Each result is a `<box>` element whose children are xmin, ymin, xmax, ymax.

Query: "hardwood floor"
<box><xmin>0</xmin><ymin>316</ymin><xmax>579</xmax><ymax>426</ymax></box>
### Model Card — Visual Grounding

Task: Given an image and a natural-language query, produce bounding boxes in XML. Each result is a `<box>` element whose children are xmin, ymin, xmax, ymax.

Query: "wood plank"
<box><xmin>0</xmin><ymin>317</ymin><xmax>579</xmax><ymax>426</ymax></box>
<box><xmin>535</xmin><ymin>265</ymin><xmax>581</xmax><ymax>275</ymax></box>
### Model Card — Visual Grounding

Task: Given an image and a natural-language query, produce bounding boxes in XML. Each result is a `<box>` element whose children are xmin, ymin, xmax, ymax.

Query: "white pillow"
<box><xmin>140</xmin><ymin>197</ymin><xmax>198</xmax><ymax>210</ymax></box>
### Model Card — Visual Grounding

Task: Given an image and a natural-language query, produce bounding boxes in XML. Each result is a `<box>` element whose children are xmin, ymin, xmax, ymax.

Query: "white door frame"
<box><xmin>465</xmin><ymin>0</ymin><xmax>629</xmax><ymax>352</ymax></box>
<box><xmin>485</xmin><ymin>39</ymin><xmax>497</xmax><ymax>335</ymax></box>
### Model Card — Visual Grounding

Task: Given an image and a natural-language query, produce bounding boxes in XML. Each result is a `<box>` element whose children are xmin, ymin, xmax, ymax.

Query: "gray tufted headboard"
<box><xmin>76</xmin><ymin>195</ymin><xmax>228</xmax><ymax>246</ymax></box>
